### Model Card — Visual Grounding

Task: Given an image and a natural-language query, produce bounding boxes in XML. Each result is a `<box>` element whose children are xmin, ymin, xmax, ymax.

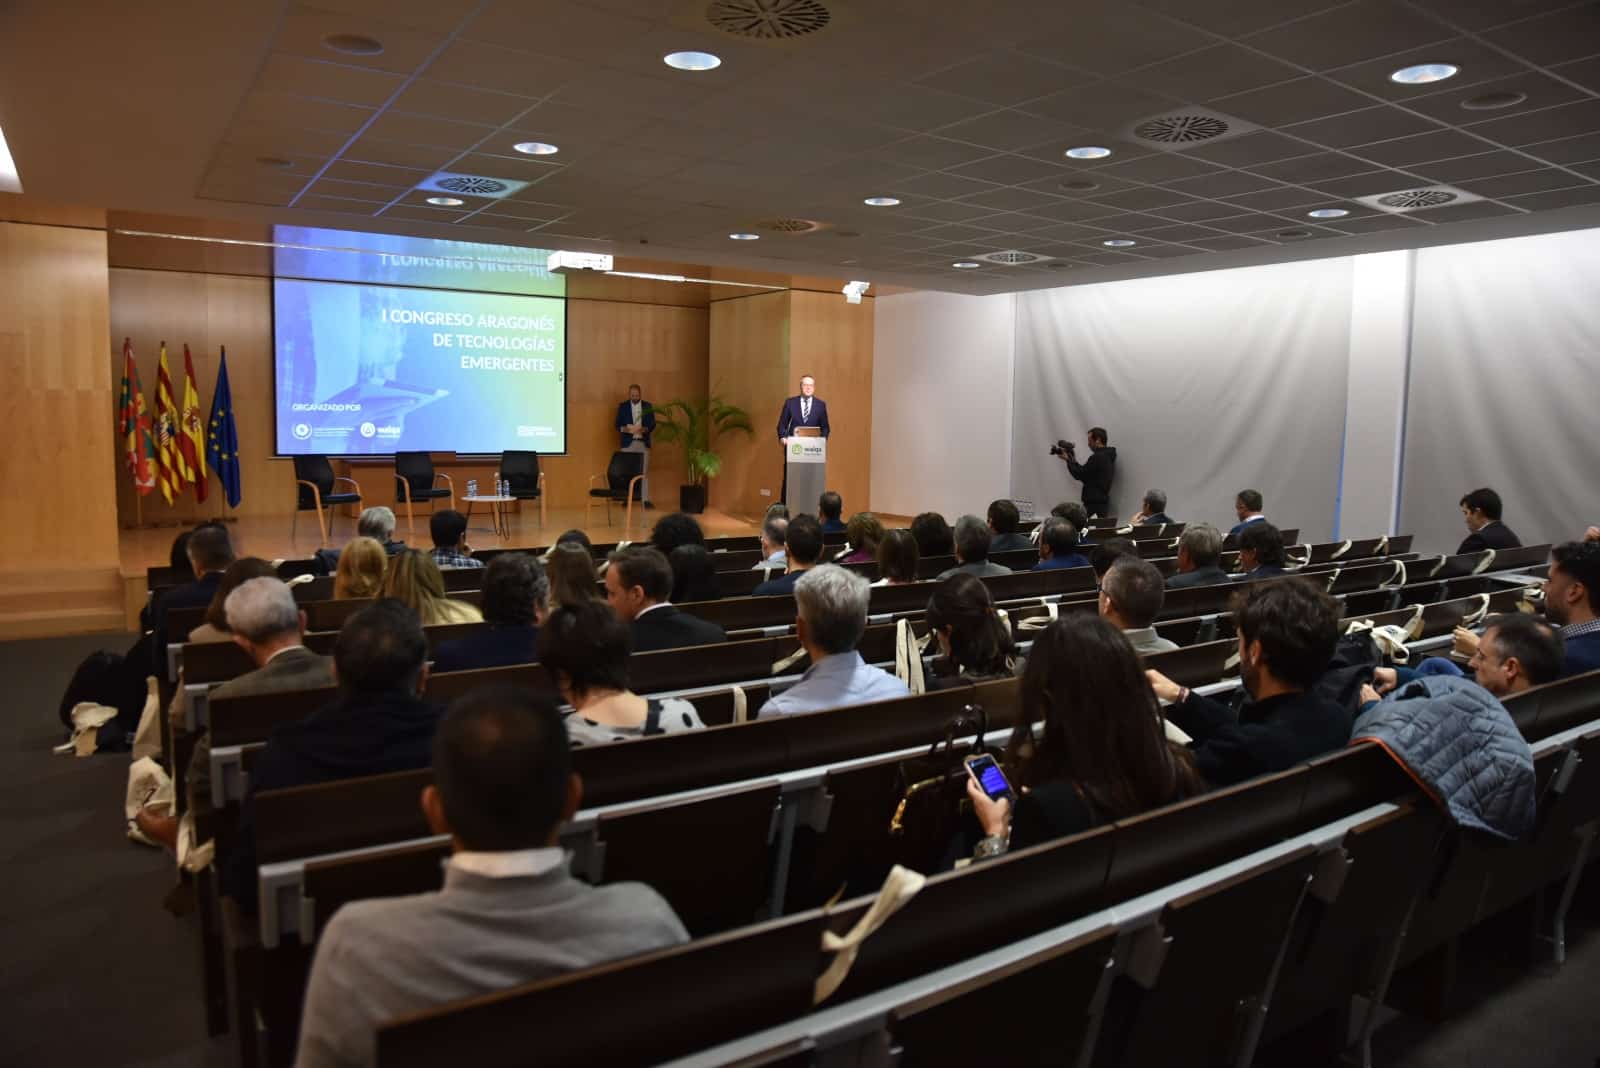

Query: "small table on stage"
<box><xmin>461</xmin><ymin>495</ymin><xmax>513</xmax><ymax>540</ymax></box>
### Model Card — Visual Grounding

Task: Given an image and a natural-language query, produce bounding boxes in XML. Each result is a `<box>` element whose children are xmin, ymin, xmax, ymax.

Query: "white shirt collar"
<box><xmin>264</xmin><ymin>644</ymin><xmax>308</xmax><ymax>664</ymax></box>
<box><xmin>636</xmin><ymin>601</ymin><xmax>672</xmax><ymax>619</ymax></box>
<box><xmin>450</xmin><ymin>846</ymin><xmax>566</xmax><ymax>879</ymax></box>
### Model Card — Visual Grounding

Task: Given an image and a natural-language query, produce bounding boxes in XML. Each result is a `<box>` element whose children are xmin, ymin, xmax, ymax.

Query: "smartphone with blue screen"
<box><xmin>964</xmin><ymin>754</ymin><xmax>1014</xmax><ymax>802</ymax></box>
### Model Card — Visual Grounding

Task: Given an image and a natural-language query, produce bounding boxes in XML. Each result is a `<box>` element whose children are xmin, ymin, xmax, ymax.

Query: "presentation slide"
<box><xmin>274</xmin><ymin>278</ymin><xmax>567</xmax><ymax>455</ymax></box>
<box><xmin>274</xmin><ymin>225</ymin><xmax>565</xmax><ymax>297</ymax></box>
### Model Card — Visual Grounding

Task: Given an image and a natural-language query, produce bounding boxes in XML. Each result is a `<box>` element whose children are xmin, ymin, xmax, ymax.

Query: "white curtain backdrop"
<box><xmin>1010</xmin><ymin>258</ymin><xmax>1355</xmax><ymax>540</ymax></box>
<box><xmin>1400</xmin><ymin>228</ymin><xmax>1600</xmax><ymax>554</ymax></box>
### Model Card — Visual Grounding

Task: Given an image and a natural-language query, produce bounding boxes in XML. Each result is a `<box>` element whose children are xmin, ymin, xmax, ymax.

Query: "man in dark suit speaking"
<box><xmin>776</xmin><ymin>374</ymin><xmax>829</xmax><ymax>505</ymax></box>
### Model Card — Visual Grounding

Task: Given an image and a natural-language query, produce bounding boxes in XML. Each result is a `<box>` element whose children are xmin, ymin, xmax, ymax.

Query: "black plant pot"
<box><xmin>679</xmin><ymin>484</ymin><xmax>707</xmax><ymax>514</ymax></box>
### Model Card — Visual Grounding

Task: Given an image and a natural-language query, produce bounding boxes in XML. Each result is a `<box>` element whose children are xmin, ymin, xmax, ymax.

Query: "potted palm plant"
<box><xmin>651</xmin><ymin>394</ymin><xmax>753</xmax><ymax>514</ymax></box>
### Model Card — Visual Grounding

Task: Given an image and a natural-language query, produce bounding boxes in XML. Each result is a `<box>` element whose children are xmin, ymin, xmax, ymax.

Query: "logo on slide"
<box><xmin>292</xmin><ymin>423</ymin><xmax>312</xmax><ymax>440</ymax></box>
<box><xmin>359</xmin><ymin>422</ymin><xmax>377</xmax><ymax>438</ymax></box>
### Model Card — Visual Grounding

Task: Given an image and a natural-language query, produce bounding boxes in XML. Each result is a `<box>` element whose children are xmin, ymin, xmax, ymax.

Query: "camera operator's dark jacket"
<box><xmin>1066</xmin><ymin>445</ymin><xmax>1116</xmax><ymax>517</ymax></box>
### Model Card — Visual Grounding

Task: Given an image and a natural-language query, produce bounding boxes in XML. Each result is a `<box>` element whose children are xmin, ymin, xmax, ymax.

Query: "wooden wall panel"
<box><xmin>789</xmin><ymin>289</ymin><xmax>875</xmax><ymax>514</ymax></box>
<box><xmin>708</xmin><ymin>291</ymin><xmax>790</xmax><ymax>519</ymax></box>
<box><xmin>107</xmin><ymin>211</ymin><xmax>273</xmax><ymax>277</ymax></box>
<box><xmin>0</xmin><ymin>223</ymin><xmax>119</xmax><ymax>572</ymax></box>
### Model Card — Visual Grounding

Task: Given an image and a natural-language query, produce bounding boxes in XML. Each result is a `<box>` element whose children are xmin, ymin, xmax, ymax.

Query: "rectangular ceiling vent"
<box><xmin>977</xmin><ymin>250</ymin><xmax>1049</xmax><ymax>266</ymax></box>
<box><xmin>417</xmin><ymin>173</ymin><xmax>532</xmax><ymax>199</ymax></box>
<box><xmin>1121</xmin><ymin>107</ymin><xmax>1259</xmax><ymax>150</ymax></box>
<box><xmin>1355</xmin><ymin>184</ymin><xmax>1482</xmax><ymax>213</ymax></box>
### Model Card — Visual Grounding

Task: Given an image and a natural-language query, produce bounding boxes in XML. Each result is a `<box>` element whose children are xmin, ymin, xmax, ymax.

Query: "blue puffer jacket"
<box><xmin>1350</xmin><ymin>675</ymin><xmax>1535</xmax><ymax>841</ymax></box>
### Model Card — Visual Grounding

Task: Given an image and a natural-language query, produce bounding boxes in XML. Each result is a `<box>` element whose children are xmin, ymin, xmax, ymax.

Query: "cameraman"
<box><xmin>1053</xmin><ymin>427</ymin><xmax>1117</xmax><ymax>519</ymax></box>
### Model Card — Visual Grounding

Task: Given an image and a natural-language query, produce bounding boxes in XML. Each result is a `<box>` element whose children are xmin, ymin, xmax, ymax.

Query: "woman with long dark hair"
<box><xmin>668</xmin><ymin>543</ymin><xmax>721</xmax><ymax>603</ymax></box>
<box><xmin>966</xmin><ymin>614</ymin><xmax>1204</xmax><ymax>858</ymax></box>
<box><xmin>924</xmin><ymin>573</ymin><xmax>1016</xmax><ymax>685</ymax></box>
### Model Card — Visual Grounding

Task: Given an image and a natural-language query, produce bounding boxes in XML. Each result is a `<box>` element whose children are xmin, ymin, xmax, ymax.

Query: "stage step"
<box><xmin>0</xmin><ymin>568</ymin><xmax>127</xmax><ymax>639</ymax></box>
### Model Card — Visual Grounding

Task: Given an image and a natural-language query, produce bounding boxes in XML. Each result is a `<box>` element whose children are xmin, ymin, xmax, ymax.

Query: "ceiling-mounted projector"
<box><xmin>547</xmin><ymin>250</ymin><xmax>614</xmax><ymax>274</ymax></box>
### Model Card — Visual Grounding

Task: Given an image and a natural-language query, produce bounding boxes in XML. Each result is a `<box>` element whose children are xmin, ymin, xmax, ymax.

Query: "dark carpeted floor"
<box><xmin>4</xmin><ymin>631</ymin><xmax>1595</xmax><ymax>1067</ymax></box>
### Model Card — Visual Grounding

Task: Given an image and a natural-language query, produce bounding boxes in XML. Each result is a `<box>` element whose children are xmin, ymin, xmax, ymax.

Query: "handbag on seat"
<box><xmin>887</xmin><ymin>704</ymin><xmax>997</xmax><ymax>873</ymax></box>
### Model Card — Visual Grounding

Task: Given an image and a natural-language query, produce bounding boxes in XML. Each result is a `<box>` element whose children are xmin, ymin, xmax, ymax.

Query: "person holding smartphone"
<box><xmin>964</xmin><ymin>614</ymin><xmax>1202</xmax><ymax>859</ymax></box>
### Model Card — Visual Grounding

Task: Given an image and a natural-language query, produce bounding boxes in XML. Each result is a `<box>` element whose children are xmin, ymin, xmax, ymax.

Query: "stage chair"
<box><xmin>292</xmin><ymin>455</ymin><xmax>362</xmax><ymax>547</ymax></box>
<box><xmin>497</xmin><ymin>450</ymin><xmax>546</xmax><ymax>530</ymax></box>
<box><xmin>394</xmin><ymin>451</ymin><xmax>454</xmax><ymax>541</ymax></box>
<box><xmin>587</xmin><ymin>450</ymin><xmax>645</xmax><ymax>538</ymax></box>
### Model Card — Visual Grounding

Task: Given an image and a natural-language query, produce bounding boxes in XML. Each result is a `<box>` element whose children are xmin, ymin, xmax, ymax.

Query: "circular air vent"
<box><xmin>1462</xmin><ymin>90</ymin><xmax>1527</xmax><ymax>111</ymax></box>
<box><xmin>1046</xmin><ymin>260</ymin><xmax>1075</xmax><ymax>269</ymax></box>
<box><xmin>1378</xmin><ymin>189</ymin><xmax>1457</xmax><ymax>209</ymax></box>
<box><xmin>1134</xmin><ymin>113</ymin><xmax>1230</xmax><ymax>144</ymax></box>
<box><xmin>323</xmin><ymin>33</ymin><xmax>384</xmax><ymax>55</ymax></box>
<box><xmin>434</xmin><ymin>176</ymin><xmax>509</xmax><ymax>195</ymax></box>
<box><xmin>1059</xmin><ymin>179</ymin><xmax>1100</xmax><ymax>192</ymax></box>
<box><xmin>756</xmin><ymin>216</ymin><xmax>826</xmax><ymax>233</ymax></box>
<box><xmin>707</xmin><ymin>0</ymin><xmax>831</xmax><ymax>39</ymax></box>
<box><xmin>979</xmin><ymin>250</ymin><xmax>1047</xmax><ymax>265</ymax></box>
<box><xmin>1276</xmin><ymin>229</ymin><xmax>1313</xmax><ymax>239</ymax></box>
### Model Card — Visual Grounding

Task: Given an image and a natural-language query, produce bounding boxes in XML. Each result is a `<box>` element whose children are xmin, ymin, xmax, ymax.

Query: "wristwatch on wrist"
<box><xmin>974</xmin><ymin>832</ymin><xmax>1010</xmax><ymax>859</ymax></box>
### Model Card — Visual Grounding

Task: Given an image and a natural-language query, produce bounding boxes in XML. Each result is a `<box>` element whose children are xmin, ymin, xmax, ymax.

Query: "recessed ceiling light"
<box><xmin>1059</xmin><ymin>179</ymin><xmax>1100</xmax><ymax>192</ymax></box>
<box><xmin>863</xmin><ymin>196</ymin><xmax>900</xmax><ymax>206</ymax></box>
<box><xmin>512</xmin><ymin>141</ymin><xmax>559</xmax><ymax>156</ymax></box>
<box><xmin>729</xmin><ymin>232</ymin><xmax>760</xmax><ymax>240</ymax></box>
<box><xmin>952</xmin><ymin>261</ymin><xmax>981</xmax><ymax>269</ymax></box>
<box><xmin>1277</xmin><ymin>229</ymin><xmax>1313</xmax><ymax>239</ymax></box>
<box><xmin>255</xmin><ymin>156</ymin><xmax>293</xmax><ymax>170</ymax></box>
<box><xmin>426</xmin><ymin>196</ymin><xmax>465</xmax><ymax>207</ymax></box>
<box><xmin>1102</xmin><ymin>238</ymin><xmax>1136</xmax><ymax>247</ymax></box>
<box><xmin>1065</xmin><ymin>146</ymin><xmax>1113</xmax><ymax>160</ymax></box>
<box><xmin>1390</xmin><ymin>62</ymin><xmax>1458</xmax><ymax>85</ymax></box>
<box><xmin>1307</xmin><ymin>208</ymin><xmax>1349</xmax><ymax>219</ymax></box>
<box><xmin>664</xmin><ymin>50</ymin><xmax>721</xmax><ymax>71</ymax></box>
<box><xmin>1462</xmin><ymin>90</ymin><xmax>1527</xmax><ymax>111</ymax></box>
<box><xmin>322</xmin><ymin>33</ymin><xmax>384</xmax><ymax>56</ymax></box>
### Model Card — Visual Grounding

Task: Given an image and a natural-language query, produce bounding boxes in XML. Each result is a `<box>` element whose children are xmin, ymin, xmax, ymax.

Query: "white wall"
<box><xmin>870</xmin><ymin>290</ymin><xmax>1015</xmax><ymax>519</ymax></box>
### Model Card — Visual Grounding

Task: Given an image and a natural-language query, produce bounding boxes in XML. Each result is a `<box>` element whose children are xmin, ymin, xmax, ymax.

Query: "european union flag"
<box><xmin>206</xmin><ymin>348</ymin><xmax>242</xmax><ymax>508</ymax></box>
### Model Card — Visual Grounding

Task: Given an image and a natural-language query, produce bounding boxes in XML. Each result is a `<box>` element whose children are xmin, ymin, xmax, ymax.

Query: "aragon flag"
<box><xmin>154</xmin><ymin>343</ymin><xmax>185</xmax><ymax>505</ymax></box>
<box><xmin>117</xmin><ymin>338</ymin><xmax>157</xmax><ymax>495</ymax></box>
<box><xmin>206</xmin><ymin>347</ymin><xmax>242</xmax><ymax>508</ymax></box>
<box><xmin>180</xmin><ymin>345</ymin><xmax>209</xmax><ymax>502</ymax></box>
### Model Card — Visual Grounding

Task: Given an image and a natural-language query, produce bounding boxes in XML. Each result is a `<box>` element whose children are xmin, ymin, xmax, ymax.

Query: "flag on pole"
<box><xmin>180</xmin><ymin>344</ymin><xmax>209</xmax><ymax>503</ymax></box>
<box><xmin>117</xmin><ymin>338</ymin><xmax>157</xmax><ymax>495</ymax></box>
<box><xmin>154</xmin><ymin>343</ymin><xmax>184</xmax><ymax>504</ymax></box>
<box><xmin>206</xmin><ymin>347</ymin><xmax>242</xmax><ymax>509</ymax></box>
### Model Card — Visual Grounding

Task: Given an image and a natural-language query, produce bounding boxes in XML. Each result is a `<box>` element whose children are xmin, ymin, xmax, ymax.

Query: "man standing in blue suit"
<box><xmin>615</xmin><ymin>383</ymin><xmax>655</xmax><ymax>507</ymax></box>
<box><xmin>776</xmin><ymin>374</ymin><xmax>829</xmax><ymax>505</ymax></box>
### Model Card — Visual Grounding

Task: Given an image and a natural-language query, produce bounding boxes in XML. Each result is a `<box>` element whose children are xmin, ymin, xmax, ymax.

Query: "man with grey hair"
<box><xmin>758</xmin><ymin>565</ymin><xmax>910</xmax><ymax>717</ymax></box>
<box><xmin>755</xmin><ymin>516</ymin><xmax>788</xmax><ymax>571</ymax></box>
<box><xmin>937</xmin><ymin>515</ymin><xmax>1014</xmax><ymax>580</ymax></box>
<box><xmin>1132</xmin><ymin>490</ymin><xmax>1172</xmax><ymax>527</ymax></box>
<box><xmin>1100</xmin><ymin>557</ymin><xmax>1178</xmax><ymax>654</ymax></box>
<box><xmin>1166</xmin><ymin>523</ymin><xmax>1230</xmax><ymax>589</ymax></box>
<box><xmin>316</xmin><ymin>506</ymin><xmax>406</xmax><ymax>574</ymax></box>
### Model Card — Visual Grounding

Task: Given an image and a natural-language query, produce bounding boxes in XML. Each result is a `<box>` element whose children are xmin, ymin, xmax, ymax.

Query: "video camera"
<box><xmin>1048</xmin><ymin>438</ymin><xmax>1075</xmax><ymax>458</ymax></box>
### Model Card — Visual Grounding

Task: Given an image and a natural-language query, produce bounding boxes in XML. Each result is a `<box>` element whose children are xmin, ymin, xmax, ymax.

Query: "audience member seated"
<box><xmin>753</xmin><ymin>515</ymin><xmax>824</xmax><ymax>596</ymax></box>
<box><xmin>754</xmin><ymin>517</ymin><xmax>787</xmax><ymax>570</ymax></box>
<box><xmin>1089</xmin><ymin>536</ymin><xmax>1136</xmax><ymax>579</ymax></box>
<box><xmin>841</xmin><ymin>512</ymin><xmax>884</xmax><ymax>563</ymax></box>
<box><xmin>1366</xmin><ymin>613</ymin><xmax>1564</xmax><ymax>705</ymax></box>
<box><xmin>1100</xmin><ymin>557</ymin><xmax>1178</xmax><ymax>654</ymax></box>
<box><xmin>223</xmin><ymin>601</ymin><xmax>441</xmax><ymax>910</ymax></box>
<box><xmin>189</xmin><ymin>556</ymin><xmax>277</xmax><ymax>646</ymax></box>
<box><xmin>1456</xmin><ymin>487</ymin><xmax>1522</xmax><ymax>554</ymax></box>
<box><xmin>314</xmin><ymin>507</ymin><xmax>406</xmax><ymax>574</ymax></box>
<box><xmin>1587</xmin><ymin>525</ymin><xmax>1600</xmax><ymax>543</ymax></box>
<box><xmin>986</xmin><ymin>499</ymin><xmax>1033</xmax><ymax>552</ymax></box>
<box><xmin>1147</xmin><ymin>578</ymin><xmax>1349</xmax><ymax>787</ymax></box>
<box><xmin>668</xmin><ymin>544</ymin><xmax>720</xmax><ymax>603</ymax></box>
<box><xmin>1166</xmin><ymin>523</ymin><xmax>1229</xmax><ymax>589</ymax></box>
<box><xmin>1229</xmin><ymin>489</ymin><xmax>1266</xmax><ymax>536</ymax></box>
<box><xmin>1053</xmin><ymin>501</ymin><xmax>1093</xmax><ymax>544</ymax></box>
<box><xmin>164</xmin><ymin>526</ymin><xmax>201</xmax><ymax>582</ymax></box>
<box><xmin>966</xmin><ymin>615</ymin><xmax>1204</xmax><ymax>858</ymax></box>
<box><xmin>1235</xmin><ymin>522</ymin><xmax>1288</xmax><ymax>580</ymax></box>
<box><xmin>1130</xmin><ymin>489</ymin><xmax>1173</xmax><ymax>527</ymax></box>
<box><xmin>765</xmin><ymin>502</ymin><xmax>789</xmax><ymax>522</ymax></box>
<box><xmin>382</xmin><ymin>550</ymin><xmax>485</xmax><ymax>626</ymax></box>
<box><xmin>873</xmin><ymin>528</ymin><xmax>920</xmax><ymax>586</ymax></box>
<box><xmin>553</xmin><ymin>528</ymin><xmax>591</xmax><ymax>553</ymax></box>
<box><xmin>295</xmin><ymin>687</ymin><xmax>688</xmax><ymax>1068</ymax></box>
<box><xmin>606</xmin><ymin>546</ymin><xmax>726</xmax><ymax>652</ymax></box>
<box><xmin>818</xmin><ymin>491</ymin><xmax>847</xmax><ymax>533</ymax></box>
<box><xmin>546</xmin><ymin>543</ymin><xmax>602</xmax><ymax>611</ymax></box>
<box><xmin>428</xmin><ymin>509</ymin><xmax>482</xmax><ymax>570</ymax></box>
<box><xmin>431</xmin><ymin>554</ymin><xmax>547</xmax><ymax>673</ymax></box>
<box><xmin>759</xmin><ymin>565</ymin><xmax>910</xmax><ymax>716</ymax></box>
<box><xmin>925</xmin><ymin>573</ymin><xmax>1018</xmax><ymax>688</ymax></box>
<box><xmin>937</xmin><ymin>515</ymin><xmax>1013</xmax><ymax>579</ymax></box>
<box><xmin>537</xmin><ymin>601</ymin><xmax>706</xmax><ymax>746</ymax></box>
<box><xmin>334</xmin><ymin>536</ymin><xmax>387</xmax><ymax>599</ymax></box>
<box><xmin>649</xmin><ymin>512</ymin><xmax>705</xmax><ymax>556</ymax></box>
<box><xmin>146</xmin><ymin>524</ymin><xmax>236</xmax><ymax>673</ymax></box>
<box><xmin>1033</xmin><ymin>517</ymin><xmax>1090</xmax><ymax>572</ymax></box>
<box><xmin>910</xmin><ymin>511</ymin><xmax>954</xmax><ymax>557</ymax></box>
<box><xmin>1545</xmin><ymin>541</ymin><xmax>1600</xmax><ymax>676</ymax></box>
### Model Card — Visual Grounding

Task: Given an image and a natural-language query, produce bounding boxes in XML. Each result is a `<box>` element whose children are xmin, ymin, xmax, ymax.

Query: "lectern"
<box><xmin>785</xmin><ymin>427</ymin><xmax>826</xmax><ymax>512</ymax></box>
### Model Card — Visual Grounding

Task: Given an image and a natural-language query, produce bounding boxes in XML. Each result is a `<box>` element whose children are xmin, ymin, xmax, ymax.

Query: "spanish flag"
<box><xmin>154</xmin><ymin>343</ymin><xmax>185</xmax><ymax>504</ymax></box>
<box><xmin>180</xmin><ymin>345</ymin><xmax>209</xmax><ymax>502</ymax></box>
